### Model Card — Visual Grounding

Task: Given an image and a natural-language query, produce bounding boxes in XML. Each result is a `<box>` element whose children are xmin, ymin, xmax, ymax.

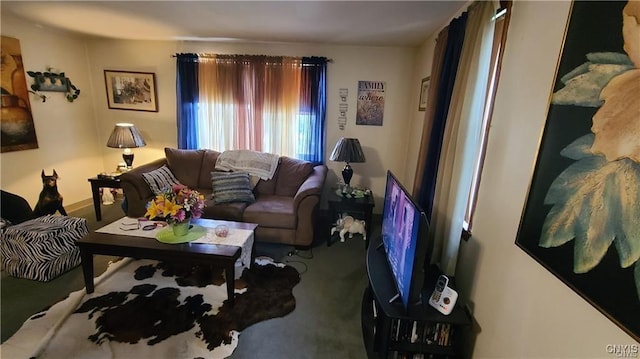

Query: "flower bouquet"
<box><xmin>145</xmin><ymin>185</ymin><xmax>205</xmax><ymax>236</ymax></box>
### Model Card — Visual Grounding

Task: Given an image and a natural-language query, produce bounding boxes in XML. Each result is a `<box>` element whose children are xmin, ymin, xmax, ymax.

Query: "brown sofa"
<box><xmin>120</xmin><ymin>148</ymin><xmax>327</xmax><ymax>247</ymax></box>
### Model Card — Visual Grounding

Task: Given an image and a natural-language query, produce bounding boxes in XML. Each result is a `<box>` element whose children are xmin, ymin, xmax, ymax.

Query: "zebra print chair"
<box><xmin>1</xmin><ymin>191</ymin><xmax>88</xmax><ymax>282</ymax></box>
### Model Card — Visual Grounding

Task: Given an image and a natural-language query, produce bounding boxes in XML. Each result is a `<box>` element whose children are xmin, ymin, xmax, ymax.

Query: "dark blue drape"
<box><xmin>176</xmin><ymin>54</ymin><xmax>199</xmax><ymax>149</ymax></box>
<box><xmin>300</xmin><ymin>57</ymin><xmax>327</xmax><ymax>164</ymax></box>
<box><xmin>417</xmin><ymin>13</ymin><xmax>468</xmax><ymax>220</ymax></box>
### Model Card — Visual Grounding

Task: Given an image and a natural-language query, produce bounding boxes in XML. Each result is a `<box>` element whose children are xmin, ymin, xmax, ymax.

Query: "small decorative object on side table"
<box><xmin>88</xmin><ymin>175</ymin><xmax>122</xmax><ymax>221</ymax></box>
<box><xmin>327</xmin><ymin>187</ymin><xmax>374</xmax><ymax>248</ymax></box>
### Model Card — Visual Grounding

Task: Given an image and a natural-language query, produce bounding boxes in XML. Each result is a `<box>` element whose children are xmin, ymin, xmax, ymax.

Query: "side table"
<box><xmin>327</xmin><ymin>189</ymin><xmax>374</xmax><ymax>248</ymax></box>
<box><xmin>88</xmin><ymin>176</ymin><xmax>121</xmax><ymax>221</ymax></box>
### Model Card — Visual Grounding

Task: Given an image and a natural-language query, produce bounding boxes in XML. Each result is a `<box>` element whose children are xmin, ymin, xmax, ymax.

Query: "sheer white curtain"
<box><xmin>197</xmin><ymin>56</ymin><xmax>237</xmax><ymax>151</ymax></box>
<box><xmin>196</xmin><ymin>56</ymin><xmax>302</xmax><ymax>156</ymax></box>
<box><xmin>430</xmin><ymin>0</ymin><xmax>498</xmax><ymax>275</ymax></box>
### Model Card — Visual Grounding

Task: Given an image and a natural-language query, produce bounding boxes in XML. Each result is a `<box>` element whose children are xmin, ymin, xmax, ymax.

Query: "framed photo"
<box><xmin>104</xmin><ymin>70</ymin><xmax>158</xmax><ymax>112</ymax></box>
<box><xmin>515</xmin><ymin>1</ymin><xmax>639</xmax><ymax>342</ymax></box>
<box><xmin>418</xmin><ymin>76</ymin><xmax>430</xmax><ymax>111</ymax></box>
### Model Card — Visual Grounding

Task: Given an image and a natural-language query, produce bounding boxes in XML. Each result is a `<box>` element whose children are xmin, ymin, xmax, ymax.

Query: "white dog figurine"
<box><xmin>330</xmin><ymin>216</ymin><xmax>345</xmax><ymax>237</ymax></box>
<box><xmin>331</xmin><ymin>215</ymin><xmax>366</xmax><ymax>242</ymax></box>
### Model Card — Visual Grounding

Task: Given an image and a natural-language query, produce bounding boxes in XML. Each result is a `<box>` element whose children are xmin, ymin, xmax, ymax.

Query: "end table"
<box><xmin>327</xmin><ymin>189</ymin><xmax>374</xmax><ymax>248</ymax></box>
<box><xmin>88</xmin><ymin>176</ymin><xmax>121</xmax><ymax>221</ymax></box>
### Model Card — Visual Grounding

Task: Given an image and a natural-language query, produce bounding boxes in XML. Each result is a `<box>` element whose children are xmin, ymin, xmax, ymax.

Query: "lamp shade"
<box><xmin>330</xmin><ymin>138</ymin><xmax>366</xmax><ymax>163</ymax></box>
<box><xmin>106</xmin><ymin>123</ymin><xmax>146</xmax><ymax>149</ymax></box>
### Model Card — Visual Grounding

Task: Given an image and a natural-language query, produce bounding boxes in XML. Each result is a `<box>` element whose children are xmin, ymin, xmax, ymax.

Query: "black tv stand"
<box><xmin>361</xmin><ymin>236</ymin><xmax>471</xmax><ymax>358</ymax></box>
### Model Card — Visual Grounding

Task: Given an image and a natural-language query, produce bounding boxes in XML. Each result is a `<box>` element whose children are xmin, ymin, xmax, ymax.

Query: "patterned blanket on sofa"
<box><xmin>215</xmin><ymin>150</ymin><xmax>280</xmax><ymax>180</ymax></box>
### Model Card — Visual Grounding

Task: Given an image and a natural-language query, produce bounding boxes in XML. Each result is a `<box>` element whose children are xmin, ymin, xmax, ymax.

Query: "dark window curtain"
<box><xmin>413</xmin><ymin>26</ymin><xmax>449</xmax><ymax>200</ymax></box>
<box><xmin>416</xmin><ymin>13</ymin><xmax>468</xmax><ymax>220</ymax></box>
<box><xmin>299</xmin><ymin>57</ymin><xmax>327</xmax><ymax>164</ymax></box>
<box><xmin>176</xmin><ymin>53</ymin><xmax>199</xmax><ymax>149</ymax></box>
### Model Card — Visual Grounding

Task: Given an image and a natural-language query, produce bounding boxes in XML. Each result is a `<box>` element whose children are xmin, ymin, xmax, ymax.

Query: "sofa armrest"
<box><xmin>120</xmin><ymin>158</ymin><xmax>167</xmax><ymax>217</ymax></box>
<box><xmin>293</xmin><ymin>164</ymin><xmax>327</xmax><ymax>209</ymax></box>
<box><xmin>291</xmin><ymin>164</ymin><xmax>327</xmax><ymax>246</ymax></box>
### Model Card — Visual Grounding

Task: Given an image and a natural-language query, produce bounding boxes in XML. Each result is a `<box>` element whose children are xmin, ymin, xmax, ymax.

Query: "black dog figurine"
<box><xmin>33</xmin><ymin>169</ymin><xmax>68</xmax><ymax>217</ymax></box>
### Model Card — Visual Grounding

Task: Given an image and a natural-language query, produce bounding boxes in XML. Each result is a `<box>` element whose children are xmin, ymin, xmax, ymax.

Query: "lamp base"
<box><xmin>342</xmin><ymin>163</ymin><xmax>353</xmax><ymax>187</ymax></box>
<box><xmin>122</xmin><ymin>153</ymin><xmax>134</xmax><ymax>168</ymax></box>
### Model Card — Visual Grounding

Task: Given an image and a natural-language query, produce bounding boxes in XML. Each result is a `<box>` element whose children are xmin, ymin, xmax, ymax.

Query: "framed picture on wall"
<box><xmin>1</xmin><ymin>36</ymin><xmax>39</xmax><ymax>153</ymax></box>
<box><xmin>356</xmin><ymin>80</ymin><xmax>385</xmax><ymax>126</ymax></box>
<box><xmin>515</xmin><ymin>1</ymin><xmax>639</xmax><ymax>342</ymax></box>
<box><xmin>104</xmin><ymin>70</ymin><xmax>158</xmax><ymax>112</ymax></box>
<box><xmin>418</xmin><ymin>76</ymin><xmax>430</xmax><ymax>111</ymax></box>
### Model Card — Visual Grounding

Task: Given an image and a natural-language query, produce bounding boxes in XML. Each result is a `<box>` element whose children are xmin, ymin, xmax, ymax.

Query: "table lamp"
<box><xmin>106</xmin><ymin>123</ymin><xmax>146</xmax><ymax>169</ymax></box>
<box><xmin>330</xmin><ymin>137</ymin><xmax>366</xmax><ymax>190</ymax></box>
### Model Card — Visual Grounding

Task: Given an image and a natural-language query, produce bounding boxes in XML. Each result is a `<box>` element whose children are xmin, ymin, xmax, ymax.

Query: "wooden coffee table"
<box><xmin>76</xmin><ymin>218</ymin><xmax>258</xmax><ymax>306</ymax></box>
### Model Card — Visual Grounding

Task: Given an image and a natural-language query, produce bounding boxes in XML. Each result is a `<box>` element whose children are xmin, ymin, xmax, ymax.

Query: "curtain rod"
<box><xmin>170</xmin><ymin>54</ymin><xmax>333</xmax><ymax>62</ymax></box>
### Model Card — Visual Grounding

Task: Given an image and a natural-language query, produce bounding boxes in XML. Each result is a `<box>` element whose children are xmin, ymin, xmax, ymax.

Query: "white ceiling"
<box><xmin>1</xmin><ymin>1</ymin><xmax>467</xmax><ymax>46</ymax></box>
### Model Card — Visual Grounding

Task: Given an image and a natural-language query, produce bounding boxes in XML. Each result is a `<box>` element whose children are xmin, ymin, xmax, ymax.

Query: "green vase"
<box><xmin>172</xmin><ymin>220</ymin><xmax>190</xmax><ymax>237</ymax></box>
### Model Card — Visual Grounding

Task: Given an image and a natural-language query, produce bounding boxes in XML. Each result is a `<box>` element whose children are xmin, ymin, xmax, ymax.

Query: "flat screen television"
<box><xmin>380</xmin><ymin>170</ymin><xmax>431</xmax><ymax>312</ymax></box>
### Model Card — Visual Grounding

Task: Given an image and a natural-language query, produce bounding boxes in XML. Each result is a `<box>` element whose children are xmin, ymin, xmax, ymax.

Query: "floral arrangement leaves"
<box><xmin>541</xmin><ymin>134</ymin><xmax>640</xmax><ymax>300</ymax></box>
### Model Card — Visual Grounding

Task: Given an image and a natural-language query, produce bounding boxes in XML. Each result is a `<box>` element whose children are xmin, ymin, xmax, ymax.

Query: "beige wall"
<box><xmin>85</xmin><ymin>40</ymin><xmax>177</xmax><ymax>172</ymax></box>
<box><xmin>456</xmin><ymin>1</ymin><xmax>635</xmax><ymax>357</ymax></box>
<box><xmin>1</xmin><ymin>16</ymin><xmax>105</xmax><ymax>208</ymax></box>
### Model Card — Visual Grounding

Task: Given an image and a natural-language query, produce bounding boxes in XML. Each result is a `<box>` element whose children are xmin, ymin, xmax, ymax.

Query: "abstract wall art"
<box><xmin>516</xmin><ymin>1</ymin><xmax>639</xmax><ymax>342</ymax></box>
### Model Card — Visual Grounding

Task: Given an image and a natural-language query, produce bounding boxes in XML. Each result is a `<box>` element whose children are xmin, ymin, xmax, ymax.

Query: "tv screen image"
<box><xmin>380</xmin><ymin>171</ymin><xmax>430</xmax><ymax>311</ymax></box>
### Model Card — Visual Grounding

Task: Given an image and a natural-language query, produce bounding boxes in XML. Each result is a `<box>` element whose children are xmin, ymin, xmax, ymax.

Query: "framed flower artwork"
<box><xmin>515</xmin><ymin>1</ymin><xmax>639</xmax><ymax>342</ymax></box>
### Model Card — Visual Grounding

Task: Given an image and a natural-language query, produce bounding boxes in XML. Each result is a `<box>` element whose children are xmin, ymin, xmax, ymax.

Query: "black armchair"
<box><xmin>1</xmin><ymin>190</ymin><xmax>34</xmax><ymax>225</ymax></box>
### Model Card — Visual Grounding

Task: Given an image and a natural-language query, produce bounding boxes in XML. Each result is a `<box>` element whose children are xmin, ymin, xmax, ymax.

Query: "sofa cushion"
<box><xmin>142</xmin><ymin>165</ymin><xmax>182</xmax><ymax>195</ymax></box>
<box><xmin>202</xmin><ymin>198</ymin><xmax>247</xmax><ymax>221</ymax></box>
<box><xmin>251</xmin><ymin>161</ymin><xmax>276</xmax><ymax>196</ymax></box>
<box><xmin>165</xmin><ymin>147</ymin><xmax>204</xmax><ymax>189</ymax></box>
<box><xmin>199</xmin><ymin>150</ymin><xmax>221</xmax><ymax>189</ymax></box>
<box><xmin>254</xmin><ymin>177</ymin><xmax>277</xmax><ymax>196</ymax></box>
<box><xmin>274</xmin><ymin>157</ymin><xmax>314</xmax><ymax>197</ymax></box>
<box><xmin>243</xmin><ymin>195</ymin><xmax>296</xmax><ymax>229</ymax></box>
<box><xmin>211</xmin><ymin>171</ymin><xmax>256</xmax><ymax>204</ymax></box>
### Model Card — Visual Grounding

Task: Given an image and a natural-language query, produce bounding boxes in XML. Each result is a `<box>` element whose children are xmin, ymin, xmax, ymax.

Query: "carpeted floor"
<box><xmin>1</xmin><ymin>197</ymin><xmax>371</xmax><ymax>359</ymax></box>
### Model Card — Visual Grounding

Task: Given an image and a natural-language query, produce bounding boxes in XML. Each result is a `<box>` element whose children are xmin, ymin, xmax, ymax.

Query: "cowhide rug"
<box><xmin>1</xmin><ymin>257</ymin><xmax>300</xmax><ymax>358</ymax></box>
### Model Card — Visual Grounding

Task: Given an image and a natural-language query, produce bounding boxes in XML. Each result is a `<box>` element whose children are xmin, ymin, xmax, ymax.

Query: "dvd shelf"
<box><xmin>361</xmin><ymin>236</ymin><xmax>471</xmax><ymax>359</ymax></box>
<box><xmin>389</xmin><ymin>318</ymin><xmax>455</xmax><ymax>347</ymax></box>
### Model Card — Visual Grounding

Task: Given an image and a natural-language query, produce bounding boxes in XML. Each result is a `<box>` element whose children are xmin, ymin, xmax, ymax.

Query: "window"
<box><xmin>463</xmin><ymin>3</ymin><xmax>511</xmax><ymax>237</ymax></box>
<box><xmin>176</xmin><ymin>55</ymin><xmax>327</xmax><ymax>163</ymax></box>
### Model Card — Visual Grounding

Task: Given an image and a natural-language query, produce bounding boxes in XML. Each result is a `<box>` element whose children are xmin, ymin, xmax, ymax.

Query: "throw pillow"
<box><xmin>211</xmin><ymin>171</ymin><xmax>255</xmax><ymax>204</ymax></box>
<box><xmin>142</xmin><ymin>165</ymin><xmax>182</xmax><ymax>195</ymax></box>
